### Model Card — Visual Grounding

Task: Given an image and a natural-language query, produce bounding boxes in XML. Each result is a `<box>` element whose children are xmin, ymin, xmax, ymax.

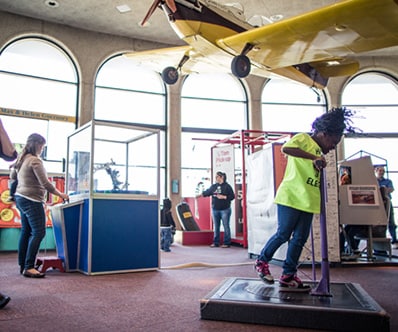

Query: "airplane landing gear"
<box><xmin>232</xmin><ymin>43</ymin><xmax>254</xmax><ymax>79</ymax></box>
<box><xmin>231</xmin><ymin>54</ymin><xmax>251</xmax><ymax>78</ymax></box>
<box><xmin>161</xmin><ymin>54</ymin><xmax>189</xmax><ymax>85</ymax></box>
<box><xmin>162</xmin><ymin>66</ymin><xmax>179</xmax><ymax>85</ymax></box>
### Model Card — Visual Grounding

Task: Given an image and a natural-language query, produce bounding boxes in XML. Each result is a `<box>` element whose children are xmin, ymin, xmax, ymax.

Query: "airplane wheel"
<box><xmin>162</xmin><ymin>66</ymin><xmax>179</xmax><ymax>85</ymax></box>
<box><xmin>231</xmin><ymin>55</ymin><xmax>251</xmax><ymax>78</ymax></box>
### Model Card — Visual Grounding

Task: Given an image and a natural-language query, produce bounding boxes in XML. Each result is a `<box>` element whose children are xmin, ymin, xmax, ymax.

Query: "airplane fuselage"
<box><xmin>137</xmin><ymin>0</ymin><xmax>398</xmax><ymax>88</ymax></box>
<box><xmin>165</xmin><ymin>0</ymin><xmax>251</xmax><ymax>47</ymax></box>
<box><xmin>160</xmin><ymin>0</ymin><xmax>329</xmax><ymax>87</ymax></box>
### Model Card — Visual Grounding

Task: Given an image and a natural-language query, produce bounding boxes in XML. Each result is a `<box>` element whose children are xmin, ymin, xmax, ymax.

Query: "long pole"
<box><xmin>311</xmin><ymin>166</ymin><xmax>332</xmax><ymax>297</ymax></box>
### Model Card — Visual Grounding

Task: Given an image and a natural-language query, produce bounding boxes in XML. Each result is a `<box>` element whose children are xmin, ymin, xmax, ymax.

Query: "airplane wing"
<box><xmin>124</xmin><ymin>42</ymin><xmax>242</xmax><ymax>76</ymax></box>
<box><xmin>216</xmin><ymin>0</ymin><xmax>398</xmax><ymax>78</ymax></box>
<box><xmin>124</xmin><ymin>45</ymin><xmax>193</xmax><ymax>73</ymax></box>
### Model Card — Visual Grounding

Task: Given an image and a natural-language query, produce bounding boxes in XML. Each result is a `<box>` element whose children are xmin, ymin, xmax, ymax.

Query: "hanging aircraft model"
<box><xmin>125</xmin><ymin>0</ymin><xmax>398</xmax><ymax>89</ymax></box>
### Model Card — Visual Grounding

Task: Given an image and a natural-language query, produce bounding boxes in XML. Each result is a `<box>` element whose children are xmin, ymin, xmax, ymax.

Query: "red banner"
<box><xmin>0</xmin><ymin>174</ymin><xmax>65</xmax><ymax>228</ymax></box>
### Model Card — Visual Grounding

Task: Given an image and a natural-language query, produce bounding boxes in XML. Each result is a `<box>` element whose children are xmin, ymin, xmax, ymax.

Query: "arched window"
<box><xmin>0</xmin><ymin>38</ymin><xmax>78</xmax><ymax>171</ymax></box>
<box><xmin>181</xmin><ymin>73</ymin><xmax>247</xmax><ymax>196</ymax></box>
<box><xmin>343</xmin><ymin>73</ymin><xmax>398</xmax><ymax>133</ymax></box>
<box><xmin>342</xmin><ymin>72</ymin><xmax>398</xmax><ymax>205</ymax></box>
<box><xmin>261</xmin><ymin>78</ymin><xmax>327</xmax><ymax>132</ymax></box>
<box><xmin>94</xmin><ymin>55</ymin><xmax>166</xmax><ymax>197</ymax></box>
<box><xmin>95</xmin><ymin>55</ymin><xmax>165</xmax><ymax>125</ymax></box>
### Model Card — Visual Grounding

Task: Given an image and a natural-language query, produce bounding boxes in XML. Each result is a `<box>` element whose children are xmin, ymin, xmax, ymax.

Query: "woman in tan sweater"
<box><xmin>11</xmin><ymin>133</ymin><xmax>69</xmax><ymax>278</ymax></box>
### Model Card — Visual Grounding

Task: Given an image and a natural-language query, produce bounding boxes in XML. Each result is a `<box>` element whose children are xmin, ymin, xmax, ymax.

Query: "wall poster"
<box><xmin>347</xmin><ymin>185</ymin><xmax>379</xmax><ymax>206</ymax></box>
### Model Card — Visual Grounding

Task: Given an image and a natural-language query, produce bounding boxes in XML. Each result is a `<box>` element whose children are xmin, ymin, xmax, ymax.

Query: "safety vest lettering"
<box><xmin>306</xmin><ymin>177</ymin><xmax>320</xmax><ymax>188</ymax></box>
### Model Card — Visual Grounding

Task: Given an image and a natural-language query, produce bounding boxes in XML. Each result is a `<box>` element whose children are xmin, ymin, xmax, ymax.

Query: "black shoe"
<box><xmin>0</xmin><ymin>293</ymin><xmax>11</xmax><ymax>309</ymax></box>
<box><xmin>20</xmin><ymin>266</ymin><xmax>24</xmax><ymax>274</ymax></box>
<box><xmin>23</xmin><ymin>269</ymin><xmax>45</xmax><ymax>278</ymax></box>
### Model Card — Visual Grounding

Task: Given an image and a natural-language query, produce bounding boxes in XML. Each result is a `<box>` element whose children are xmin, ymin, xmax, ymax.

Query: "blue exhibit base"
<box><xmin>0</xmin><ymin>227</ymin><xmax>55</xmax><ymax>251</ymax></box>
<box><xmin>200</xmin><ymin>277</ymin><xmax>390</xmax><ymax>331</ymax></box>
<box><xmin>51</xmin><ymin>198</ymin><xmax>159</xmax><ymax>275</ymax></box>
<box><xmin>51</xmin><ymin>200</ymin><xmax>83</xmax><ymax>271</ymax></box>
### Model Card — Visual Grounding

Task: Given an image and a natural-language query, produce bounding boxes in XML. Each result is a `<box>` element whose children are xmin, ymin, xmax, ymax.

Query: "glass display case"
<box><xmin>57</xmin><ymin>120</ymin><xmax>160</xmax><ymax>275</ymax></box>
<box><xmin>67</xmin><ymin>120</ymin><xmax>160</xmax><ymax>198</ymax></box>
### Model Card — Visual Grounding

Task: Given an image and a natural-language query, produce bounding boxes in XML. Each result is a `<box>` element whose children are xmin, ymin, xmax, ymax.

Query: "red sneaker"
<box><xmin>254</xmin><ymin>259</ymin><xmax>274</xmax><ymax>284</ymax></box>
<box><xmin>279</xmin><ymin>274</ymin><xmax>311</xmax><ymax>292</ymax></box>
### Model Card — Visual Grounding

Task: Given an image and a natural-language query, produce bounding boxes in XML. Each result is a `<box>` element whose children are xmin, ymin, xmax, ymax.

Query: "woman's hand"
<box><xmin>59</xmin><ymin>192</ymin><xmax>69</xmax><ymax>202</ymax></box>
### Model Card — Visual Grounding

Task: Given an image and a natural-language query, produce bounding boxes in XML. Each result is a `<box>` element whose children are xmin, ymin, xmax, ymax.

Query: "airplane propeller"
<box><xmin>141</xmin><ymin>0</ymin><xmax>177</xmax><ymax>26</ymax></box>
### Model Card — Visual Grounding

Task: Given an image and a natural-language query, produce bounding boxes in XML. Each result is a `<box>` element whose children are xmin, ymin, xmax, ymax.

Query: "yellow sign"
<box><xmin>0</xmin><ymin>107</ymin><xmax>76</xmax><ymax>123</ymax></box>
<box><xmin>183</xmin><ymin>211</ymin><xmax>192</xmax><ymax>218</ymax></box>
<box><xmin>1</xmin><ymin>208</ymin><xmax>14</xmax><ymax>222</ymax></box>
<box><xmin>1</xmin><ymin>190</ymin><xmax>12</xmax><ymax>205</ymax></box>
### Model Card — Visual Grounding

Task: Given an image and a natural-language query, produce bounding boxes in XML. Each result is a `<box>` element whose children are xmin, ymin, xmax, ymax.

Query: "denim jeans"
<box><xmin>160</xmin><ymin>226</ymin><xmax>172</xmax><ymax>251</ymax></box>
<box><xmin>259</xmin><ymin>204</ymin><xmax>313</xmax><ymax>275</ymax></box>
<box><xmin>15</xmin><ymin>196</ymin><xmax>46</xmax><ymax>270</ymax></box>
<box><xmin>388</xmin><ymin>202</ymin><xmax>397</xmax><ymax>242</ymax></box>
<box><xmin>212</xmin><ymin>207</ymin><xmax>232</xmax><ymax>245</ymax></box>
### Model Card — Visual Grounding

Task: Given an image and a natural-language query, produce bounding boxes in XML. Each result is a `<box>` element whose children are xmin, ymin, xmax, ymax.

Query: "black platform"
<box><xmin>200</xmin><ymin>277</ymin><xmax>390</xmax><ymax>331</ymax></box>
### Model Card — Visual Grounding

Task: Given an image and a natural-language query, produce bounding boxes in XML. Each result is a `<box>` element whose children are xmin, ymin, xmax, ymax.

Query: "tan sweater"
<box><xmin>11</xmin><ymin>154</ymin><xmax>59</xmax><ymax>202</ymax></box>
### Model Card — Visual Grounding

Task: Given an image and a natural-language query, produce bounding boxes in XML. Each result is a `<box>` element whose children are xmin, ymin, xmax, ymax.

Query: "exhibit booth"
<box><xmin>186</xmin><ymin>130</ymin><xmax>291</xmax><ymax>248</ymax></box>
<box><xmin>0</xmin><ymin>172</ymin><xmax>64</xmax><ymax>251</ymax></box>
<box><xmin>339</xmin><ymin>155</ymin><xmax>390</xmax><ymax>261</ymax></box>
<box><xmin>52</xmin><ymin>120</ymin><xmax>160</xmax><ymax>275</ymax></box>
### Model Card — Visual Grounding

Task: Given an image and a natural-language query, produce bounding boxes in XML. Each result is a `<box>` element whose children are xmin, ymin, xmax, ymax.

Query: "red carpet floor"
<box><xmin>0</xmin><ymin>243</ymin><xmax>397</xmax><ymax>331</ymax></box>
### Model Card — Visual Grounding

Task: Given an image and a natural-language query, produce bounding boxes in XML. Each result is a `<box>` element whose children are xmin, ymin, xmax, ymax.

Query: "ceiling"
<box><xmin>0</xmin><ymin>0</ymin><xmax>360</xmax><ymax>45</ymax></box>
<box><xmin>0</xmin><ymin>0</ymin><xmax>396</xmax><ymax>57</ymax></box>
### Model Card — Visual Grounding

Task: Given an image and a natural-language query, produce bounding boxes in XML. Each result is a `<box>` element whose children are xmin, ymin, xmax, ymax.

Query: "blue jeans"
<box><xmin>212</xmin><ymin>207</ymin><xmax>232</xmax><ymax>245</ymax></box>
<box><xmin>160</xmin><ymin>227</ymin><xmax>172</xmax><ymax>251</ymax></box>
<box><xmin>15</xmin><ymin>196</ymin><xmax>46</xmax><ymax>270</ymax></box>
<box><xmin>258</xmin><ymin>204</ymin><xmax>313</xmax><ymax>275</ymax></box>
<box><xmin>388</xmin><ymin>202</ymin><xmax>397</xmax><ymax>242</ymax></box>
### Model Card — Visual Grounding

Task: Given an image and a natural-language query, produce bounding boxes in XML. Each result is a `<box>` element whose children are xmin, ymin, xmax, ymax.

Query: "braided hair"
<box><xmin>311</xmin><ymin>107</ymin><xmax>358</xmax><ymax>136</ymax></box>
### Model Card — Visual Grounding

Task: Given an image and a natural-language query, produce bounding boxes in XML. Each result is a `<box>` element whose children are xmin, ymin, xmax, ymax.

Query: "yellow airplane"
<box><xmin>125</xmin><ymin>0</ymin><xmax>398</xmax><ymax>89</ymax></box>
